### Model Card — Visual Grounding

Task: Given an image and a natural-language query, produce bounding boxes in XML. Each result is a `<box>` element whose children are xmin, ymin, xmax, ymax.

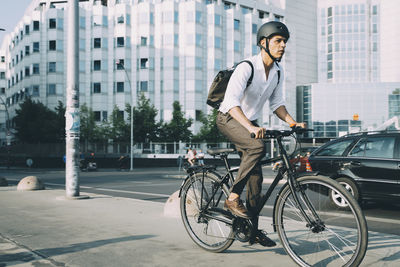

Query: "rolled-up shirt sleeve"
<box><xmin>219</xmin><ymin>62</ymin><xmax>253</xmax><ymax>114</ymax></box>
<box><xmin>269</xmin><ymin>70</ymin><xmax>285</xmax><ymax>112</ymax></box>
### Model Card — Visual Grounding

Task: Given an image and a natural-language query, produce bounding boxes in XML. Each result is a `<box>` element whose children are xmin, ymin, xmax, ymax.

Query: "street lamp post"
<box><xmin>116</xmin><ymin>60</ymin><xmax>133</xmax><ymax>171</ymax></box>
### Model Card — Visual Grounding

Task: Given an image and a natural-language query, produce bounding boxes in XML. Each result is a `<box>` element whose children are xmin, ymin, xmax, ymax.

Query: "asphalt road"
<box><xmin>2</xmin><ymin>167</ymin><xmax>400</xmax><ymax>236</ymax></box>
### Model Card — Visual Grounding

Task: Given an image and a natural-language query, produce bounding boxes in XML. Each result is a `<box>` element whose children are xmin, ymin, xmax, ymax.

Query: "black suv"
<box><xmin>308</xmin><ymin>131</ymin><xmax>400</xmax><ymax>208</ymax></box>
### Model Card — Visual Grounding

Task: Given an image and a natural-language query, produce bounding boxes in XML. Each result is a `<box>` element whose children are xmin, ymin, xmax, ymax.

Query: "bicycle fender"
<box><xmin>271</xmin><ymin>172</ymin><xmax>320</xmax><ymax>232</ymax></box>
<box><xmin>178</xmin><ymin>175</ymin><xmax>191</xmax><ymax>198</ymax></box>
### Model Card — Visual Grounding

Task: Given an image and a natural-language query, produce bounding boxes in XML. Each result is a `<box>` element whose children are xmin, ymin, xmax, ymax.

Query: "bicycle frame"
<box><xmin>180</xmin><ymin>131</ymin><xmax>323</xmax><ymax>231</ymax></box>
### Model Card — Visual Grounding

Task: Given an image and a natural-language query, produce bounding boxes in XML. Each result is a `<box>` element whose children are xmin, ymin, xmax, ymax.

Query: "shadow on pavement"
<box><xmin>35</xmin><ymin>235</ymin><xmax>155</xmax><ymax>258</ymax></box>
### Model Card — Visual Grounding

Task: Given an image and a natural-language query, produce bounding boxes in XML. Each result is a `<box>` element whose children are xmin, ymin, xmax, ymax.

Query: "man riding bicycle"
<box><xmin>216</xmin><ymin>21</ymin><xmax>306</xmax><ymax>247</ymax></box>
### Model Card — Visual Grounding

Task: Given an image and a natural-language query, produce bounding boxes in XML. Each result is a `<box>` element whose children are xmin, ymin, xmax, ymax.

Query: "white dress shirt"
<box><xmin>219</xmin><ymin>53</ymin><xmax>285</xmax><ymax>121</ymax></box>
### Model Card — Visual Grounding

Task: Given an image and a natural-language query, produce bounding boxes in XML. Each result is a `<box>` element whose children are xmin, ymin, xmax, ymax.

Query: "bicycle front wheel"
<box><xmin>180</xmin><ymin>171</ymin><xmax>234</xmax><ymax>253</ymax></box>
<box><xmin>275</xmin><ymin>176</ymin><xmax>368</xmax><ymax>267</ymax></box>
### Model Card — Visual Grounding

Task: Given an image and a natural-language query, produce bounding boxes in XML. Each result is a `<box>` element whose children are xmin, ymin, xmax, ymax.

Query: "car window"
<box><xmin>349</xmin><ymin>139</ymin><xmax>366</xmax><ymax>157</ymax></box>
<box><xmin>316</xmin><ymin>139</ymin><xmax>354</xmax><ymax>156</ymax></box>
<box><xmin>365</xmin><ymin>137</ymin><xmax>395</xmax><ymax>159</ymax></box>
<box><xmin>349</xmin><ymin>136</ymin><xmax>395</xmax><ymax>159</ymax></box>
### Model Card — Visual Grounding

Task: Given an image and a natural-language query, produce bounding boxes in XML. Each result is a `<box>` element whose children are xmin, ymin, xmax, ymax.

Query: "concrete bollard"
<box><xmin>17</xmin><ymin>176</ymin><xmax>45</xmax><ymax>191</ymax></box>
<box><xmin>164</xmin><ymin>189</ymin><xmax>204</xmax><ymax>218</ymax></box>
<box><xmin>0</xmin><ymin>176</ymin><xmax>8</xmax><ymax>187</ymax></box>
<box><xmin>163</xmin><ymin>190</ymin><xmax>180</xmax><ymax>218</ymax></box>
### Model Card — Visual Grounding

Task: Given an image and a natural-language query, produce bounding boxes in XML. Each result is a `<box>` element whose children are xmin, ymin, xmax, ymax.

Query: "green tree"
<box><xmin>80</xmin><ymin>103</ymin><xmax>101</xmax><ymax>144</ymax></box>
<box><xmin>106</xmin><ymin>105</ymin><xmax>129</xmax><ymax>142</ymax></box>
<box><xmin>193</xmin><ymin>109</ymin><xmax>227</xmax><ymax>143</ymax></box>
<box><xmin>14</xmin><ymin>98</ymin><xmax>62</xmax><ymax>143</ymax></box>
<box><xmin>160</xmin><ymin>101</ymin><xmax>193</xmax><ymax>142</ymax></box>
<box><xmin>129</xmin><ymin>93</ymin><xmax>160</xmax><ymax>143</ymax></box>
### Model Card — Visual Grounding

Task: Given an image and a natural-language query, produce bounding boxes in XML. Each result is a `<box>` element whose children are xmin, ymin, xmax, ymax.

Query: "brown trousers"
<box><xmin>216</xmin><ymin>112</ymin><xmax>265</xmax><ymax>225</ymax></box>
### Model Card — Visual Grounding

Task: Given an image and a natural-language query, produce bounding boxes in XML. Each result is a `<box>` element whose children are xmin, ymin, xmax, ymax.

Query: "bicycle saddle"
<box><xmin>207</xmin><ymin>148</ymin><xmax>235</xmax><ymax>156</ymax></box>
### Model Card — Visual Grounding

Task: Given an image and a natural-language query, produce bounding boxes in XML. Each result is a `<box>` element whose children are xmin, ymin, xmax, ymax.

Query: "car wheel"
<box><xmin>330</xmin><ymin>177</ymin><xmax>359</xmax><ymax>208</ymax></box>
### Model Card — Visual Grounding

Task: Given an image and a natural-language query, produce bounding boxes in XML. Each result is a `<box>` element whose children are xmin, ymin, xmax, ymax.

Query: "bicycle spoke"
<box><xmin>275</xmin><ymin>176</ymin><xmax>367</xmax><ymax>267</ymax></box>
<box><xmin>180</xmin><ymin>172</ymin><xmax>234</xmax><ymax>252</ymax></box>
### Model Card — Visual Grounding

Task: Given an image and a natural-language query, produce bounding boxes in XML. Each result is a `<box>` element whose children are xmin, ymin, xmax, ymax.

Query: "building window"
<box><xmin>33</xmin><ymin>21</ymin><xmax>39</xmax><ymax>31</ymax></box>
<box><xmin>117</xmin><ymin>37</ymin><xmax>124</xmax><ymax>47</ymax></box>
<box><xmin>102</xmin><ymin>111</ymin><xmax>108</xmax><ymax>122</ymax></box>
<box><xmin>94</xmin><ymin>38</ymin><xmax>101</xmax><ymax>48</ymax></box>
<box><xmin>0</xmin><ymin>72</ymin><xmax>5</xmax><ymax>79</ymax></box>
<box><xmin>141</xmin><ymin>36</ymin><xmax>147</xmax><ymax>46</ymax></box>
<box><xmin>25</xmin><ymin>25</ymin><xmax>30</xmax><ymax>35</ymax></box>
<box><xmin>196</xmin><ymin>11</ymin><xmax>202</xmax><ymax>23</ymax></box>
<box><xmin>31</xmin><ymin>85</ymin><xmax>40</xmax><ymax>96</ymax></box>
<box><xmin>1</xmin><ymin>56</ymin><xmax>4</xmax><ymax>62</ymax></box>
<box><xmin>48</xmin><ymin>84</ymin><xmax>56</xmax><ymax>95</ymax></box>
<box><xmin>195</xmin><ymin>57</ymin><xmax>202</xmax><ymax>69</ymax></box>
<box><xmin>116</xmin><ymin>82</ymin><xmax>124</xmax><ymax>93</ymax></box>
<box><xmin>48</xmin><ymin>62</ymin><xmax>56</xmax><ymax>73</ymax></box>
<box><xmin>140</xmin><ymin>58</ymin><xmax>148</xmax><ymax>69</ymax></box>
<box><xmin>234</xmin><ymin>40</ymin><xmax>240</xmax><ymax>52</ymax></box>
<box><xmin>140</xmin><ymin>81</ymin><xmax>148</xmax><ymax>92</ymax></box>
<box><xmin>195</xmin><ymin>110</ymin><xmax>202</xmax><ymax>121</ymax></box>
<box><xmin>372</xmin><ymin>5</ymin><xmax>378</xmax><ymax>15</ymax></box>
<box><xmin>215</xmin><ymin>36</ymin><xmax>221</xmax><ymax>49</ymax></box>
<box><xmin>116</xmin><ymin>59</ymin><xmax>124</xmax><ymax>70</ymax></box>
<box><xmin>25</xmin><ymin>45</ymin><xmax>30</xmax><ymax>56</ymax></box>
<box><xmin>32</xmin><ymin>63</ymin><xmax>40</xmax><ymax>75</ymax></box>
<box><xmin>252</xmin><ymin>23</ymin><xmax>257</xmax><ymax>34</ymax></box>
<box><xmin>0</xmin><ymin>87</ymin><xmax>5</xmax><ymax>94</ymax></box>
<box><xmin>117</xmin><ymin>15</ymin><xmax>124</xmax><ymax>24</ymax></box>
<box><xmin>49</xmin><ymin>18</ymin><xmax>56</xmax><ymax>29</ymax></box>
<box><xmin>49</xmin><ymin>40</ymin><xmax>56</xmax><ymax>51</ymax></box>
<box><xmin>195</xmin><ymin>34</ymin><xmax>202</xmax><ymax>46</ymax></box>
<box><xmin>25</xmin><ymin>67</ymin><xmax>30</xmax><ymax>77</ymax></box>
<box><xmin>234</xmin><ymin>19</ymin><xmax>240</xmax><ymax>30</ymax></box>
<box><xmin>33</xmin><ymin>42</ymin><xmax>40</xmax><ymax>52</ymax></box>
<box><xmin>215</xmin><ymin>14</ymin><xmax>221</xmax><ymax>26</ymax></box>
<box><xmin>94</xmin><ymin>111</ymin><xmax>101</xmax><ymax>121</ymax></box>
<box><xmin>93</xmin><ymin>82</ymin><xmax>101</xmax><ymax>93</ymax></box>
<box><xmin>93</xmin><ymin>60</ymin><xmax>101</xmax><ymax>71</ymax></box>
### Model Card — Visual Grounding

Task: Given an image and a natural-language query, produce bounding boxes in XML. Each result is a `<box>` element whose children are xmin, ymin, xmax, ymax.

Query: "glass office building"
<box><xmin>297</xmin><ymin>0</ymin><xmax>400</xmax><ymax>138</ymax></box>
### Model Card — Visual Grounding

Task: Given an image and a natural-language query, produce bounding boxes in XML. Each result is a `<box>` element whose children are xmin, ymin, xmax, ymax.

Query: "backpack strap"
<box><xmin>275</xmin><ymin>61</ymin><xmax>280</xmax><ymax>86</ymax></box>
<box><xmin>237</xmin><ymin>60</ymin><xmax>254</xmax><ymax>87</ymax></box>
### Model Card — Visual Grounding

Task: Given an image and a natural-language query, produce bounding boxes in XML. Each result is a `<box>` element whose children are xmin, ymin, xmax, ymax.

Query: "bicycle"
<box><xmin>179</xmin><ymin>127</ymin><xmax>368</xmax><ymax>267</ymax></box>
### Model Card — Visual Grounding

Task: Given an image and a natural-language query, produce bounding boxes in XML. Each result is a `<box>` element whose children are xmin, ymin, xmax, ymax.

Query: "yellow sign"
<box><xmin>353</xmin><ymin>114</ymin><xmax>359</xmax><ymax>121</ymax></box>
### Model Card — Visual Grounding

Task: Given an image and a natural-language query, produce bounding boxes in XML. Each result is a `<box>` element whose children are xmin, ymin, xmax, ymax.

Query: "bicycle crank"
<box><xmin>232</xmin><ymin>218</ymin><xmax>254</xmax><ymax>242</ymax></box>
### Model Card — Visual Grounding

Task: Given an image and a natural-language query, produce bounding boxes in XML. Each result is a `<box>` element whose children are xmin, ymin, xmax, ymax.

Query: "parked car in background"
<box><xmin>308</xmin><ymin>131</ymin><xmax>400</xmax><ymax>208</ymax></box>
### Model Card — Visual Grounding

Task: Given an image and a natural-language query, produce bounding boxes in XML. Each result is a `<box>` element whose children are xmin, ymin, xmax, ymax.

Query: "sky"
<box><xmin>0</xmin><ymin>0</ymin><xmax>33</xmax><ymax>45</ymax></box>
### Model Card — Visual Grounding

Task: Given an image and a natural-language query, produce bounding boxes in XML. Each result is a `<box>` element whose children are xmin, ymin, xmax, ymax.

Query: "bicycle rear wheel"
<box><xmin>180</xmin><ymin>171</ymin><xmax>234</xmax><ymax>252</ymax></box>
<box><xmin>275</xmin><ymin>176</ymin><xmax>368</xmax><ymax>267</ymax></box>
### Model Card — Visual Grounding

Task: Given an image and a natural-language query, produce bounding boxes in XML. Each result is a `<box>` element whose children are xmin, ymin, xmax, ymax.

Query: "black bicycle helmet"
<box><xmin>256</xmin><ymin>21</ymin><xmax>290</xmax><ymax>62</ymax></box>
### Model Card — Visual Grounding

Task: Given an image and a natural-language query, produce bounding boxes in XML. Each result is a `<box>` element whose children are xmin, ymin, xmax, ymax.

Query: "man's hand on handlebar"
<box><xmin>290</xmin><ymin>122</ymin><xmax>307</xmax><ymax>129</ymax></box>
<box><xmin>249</xmin><ymin>126</ymin><xmax>265</xmax><ymax>139</ymax></box>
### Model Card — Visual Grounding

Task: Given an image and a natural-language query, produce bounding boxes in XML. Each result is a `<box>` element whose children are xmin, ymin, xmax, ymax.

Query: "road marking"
<box><xmin>45</xmin><ymin>182</ymin><xmax>170</xmax><ymax>198</ymax></box>
<box><xmin>33</xmin><ymin>181</ymin><xmax>400</xmax><ymax>225</ymax></box>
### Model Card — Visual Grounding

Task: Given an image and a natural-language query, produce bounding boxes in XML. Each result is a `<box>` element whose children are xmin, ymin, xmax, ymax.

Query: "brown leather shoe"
<box><xmin>224</xmin><ymin>198</ymin><xmax>251</xmax><ymax>219</ymax></box>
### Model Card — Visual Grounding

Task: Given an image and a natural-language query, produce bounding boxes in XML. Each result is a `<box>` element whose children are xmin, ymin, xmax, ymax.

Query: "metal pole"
<box><xmin>65</xmin><ymin>0</ymin><xmax>85</xmax><ymax>198</ymax></box>
<box><xmin>116</xmin><ymin>61</ymin><xmax>133</xmax><ymax>171</ymax></box>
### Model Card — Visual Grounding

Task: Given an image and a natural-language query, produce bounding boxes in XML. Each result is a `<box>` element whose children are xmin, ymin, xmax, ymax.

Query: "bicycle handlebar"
<box><xmin>250</xmin><ymin>126</ymin><xmax>314</xmax><ymax>139</ymax></box>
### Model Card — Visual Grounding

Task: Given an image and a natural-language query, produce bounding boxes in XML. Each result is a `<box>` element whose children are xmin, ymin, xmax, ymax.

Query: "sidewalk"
<box><xmin>0</xmin><ymin>186</ymin><xmax>399</xmax><ymax>267</ymax></box>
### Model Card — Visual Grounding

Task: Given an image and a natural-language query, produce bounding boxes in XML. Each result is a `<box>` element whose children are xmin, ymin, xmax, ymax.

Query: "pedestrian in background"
<box><xmin>197</xmin><ymin>149</ymin><xmax>205</xmax><ymax>166</ymax></box>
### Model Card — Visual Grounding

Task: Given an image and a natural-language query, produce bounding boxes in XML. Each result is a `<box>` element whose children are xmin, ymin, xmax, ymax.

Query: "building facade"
<box><xmin>297</xmin><ymin>0</ymin><xmax>400</xmax><ymax>138</ymax></box>
<box><xmin>0</xmin><ymin>0</ymin><xmax>293</xmax><ymax>145</ymax></box>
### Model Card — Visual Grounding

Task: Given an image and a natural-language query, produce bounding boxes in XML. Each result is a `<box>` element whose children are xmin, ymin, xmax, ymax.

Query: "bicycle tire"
<box><xmin>274</xmin><ymin>175</ymin><xmax>368</xmax><ymax>267</ymax></box>
<box><xmin>180</xmin><ymin>171</ymin><xmax>235</xmax><ymax>252</ymax></box>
